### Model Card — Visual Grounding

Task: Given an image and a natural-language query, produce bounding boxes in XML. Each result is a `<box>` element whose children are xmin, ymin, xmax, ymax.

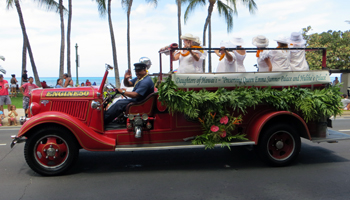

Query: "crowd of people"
<box><xmin>166</xmin><ymin>32</ymin><xmax>309</xmax><ymax>73</ymax></box>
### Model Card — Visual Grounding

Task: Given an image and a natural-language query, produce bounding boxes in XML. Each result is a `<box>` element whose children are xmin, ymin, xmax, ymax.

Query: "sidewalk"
<box><xmin>0</xmin><ymin>108</ymin><xmax>25</xmax><ymax>127</ymax></box>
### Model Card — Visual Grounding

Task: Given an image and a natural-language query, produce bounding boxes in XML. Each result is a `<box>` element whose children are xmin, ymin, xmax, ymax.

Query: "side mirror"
<box><xmin>105</xmin><ymin>64</ymin><xmax>113</xmax><ymax>71</ymax></box>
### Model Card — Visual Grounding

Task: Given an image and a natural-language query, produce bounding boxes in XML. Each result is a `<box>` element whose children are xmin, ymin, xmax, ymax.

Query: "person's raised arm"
<box><xmin>123</xmin><ymin>69</ymin><xmax>134</xmax><ymax>87</ymax></box>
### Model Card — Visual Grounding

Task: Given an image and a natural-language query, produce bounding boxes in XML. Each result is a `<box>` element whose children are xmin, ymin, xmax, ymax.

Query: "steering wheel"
<box><xmin>109</xmin><ymin>83</ymin><xmax>127</xmax><ymax>99</ymax></box>
<box><xmin>102</xmin><ymin>83</ymin><xmax>128</xmax><ymax>108</ymax></box>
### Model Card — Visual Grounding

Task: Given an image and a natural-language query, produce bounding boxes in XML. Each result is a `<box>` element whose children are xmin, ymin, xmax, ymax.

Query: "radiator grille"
<box><xmin>51</xmin><ymin>101</ymin><xmax>89</xmax><ymax>121</ymax></box>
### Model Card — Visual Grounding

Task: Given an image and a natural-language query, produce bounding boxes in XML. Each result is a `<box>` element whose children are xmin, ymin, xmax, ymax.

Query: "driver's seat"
<box><xmin>125</xmin><ymin>92</ymin><xmax>157</xmax><ymax>116</ymax></box>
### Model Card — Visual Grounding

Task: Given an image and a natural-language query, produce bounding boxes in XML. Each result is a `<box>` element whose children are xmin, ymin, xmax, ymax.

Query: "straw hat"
<box><xmin>180</xmin><ymin>33</ymin><xmax>196</xmax><ymax>41</ymax></box>
<box><xmin>252</xmin><ymin>35</ymin><xmax>269</xmax><ymax>48</ymax></box>
<box><xmin>274</xmin><ymin>35</ymin><xmax>289</xmax><ymax>44</ymax></box>
<box><xmin>231</xmin><ymin>37</ymin><xmax>244</xmax><ymax>46</ymax></box>
<box><xmin>194</xmin><ymin>36</ymin><xmax>201</xmax><ymax>45</ymax></box>
<box><xmin>288</xmin><ymin>32</ymin><xmax>306</xmax><ymax>45</ymax></box>
<box><xmin>220</xmin><ymin>41</ymin><xmax>235</xmax><ymax>48</ymax></box>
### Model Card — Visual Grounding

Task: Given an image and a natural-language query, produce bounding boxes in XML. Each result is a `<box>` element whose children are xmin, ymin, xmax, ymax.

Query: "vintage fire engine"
<box><xmin>10</xmin><ymin>47</ymin><xmax>350</xmax><ymax>176</ymax></box>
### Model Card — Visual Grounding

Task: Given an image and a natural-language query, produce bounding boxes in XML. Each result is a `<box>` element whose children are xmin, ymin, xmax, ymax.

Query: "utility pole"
<box><xmin>75</xmin><ymin>43</ymin><xmax>79</xmax><ymax>86</ymax></box>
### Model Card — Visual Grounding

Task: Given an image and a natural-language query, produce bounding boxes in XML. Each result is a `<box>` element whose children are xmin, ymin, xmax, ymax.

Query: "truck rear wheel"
<box><xmin>256</xmin><ymin>123</ymin><xmax>301</xmax><ymax>167</ymax></box>
<box><xmin>24</xmin><ymin>126</ymin><xmax>79</xmax><ymax>176</ymax></box>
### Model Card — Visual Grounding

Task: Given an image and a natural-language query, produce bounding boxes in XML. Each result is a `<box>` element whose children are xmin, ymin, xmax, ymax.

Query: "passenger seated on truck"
<box><xmin>288</xmin><ymin>32</ymin><xmax>309</xmax><ymax>71</ymax></box>
<box><xmin>215</xmin><ymin>41</ymin><xmax>237</xmax><ymax>72</ymax></box>
<box><xmin>266</xmin><ymin>36</ymin><xmax>291</xmax><ymax>71</ymax></box>
<box><xmin>104</xmin><ymin>62</ymin><xmax>154</xmax><ymax>125</ymax></box>
<box><xmin>341</xmin><ymin>94</ymin><xmax>350</xmax><ymax>110</ymax></box>
<box><xmin>172</xmin><ymin>33</ymin><xmax>203</xmax><ymax>73</ymax></box>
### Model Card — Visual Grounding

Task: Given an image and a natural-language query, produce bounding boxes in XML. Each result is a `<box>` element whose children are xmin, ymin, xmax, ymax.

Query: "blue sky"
<box><xmin>0</xmin><ymin>0</ymin><xmax>349</xmax><ymax>78</ymax></box>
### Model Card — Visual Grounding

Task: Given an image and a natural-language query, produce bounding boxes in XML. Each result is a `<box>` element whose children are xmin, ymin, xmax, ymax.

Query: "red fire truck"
<box><xmin>11</xmin><ymin>47</ymin><xmax>350</xmax><ymax>176</ymax></box>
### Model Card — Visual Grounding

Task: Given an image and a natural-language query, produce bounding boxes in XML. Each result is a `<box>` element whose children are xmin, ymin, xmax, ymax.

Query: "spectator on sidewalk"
<box><xmin>0</xmin><ymin>110</ymin><xmax>4</xmax><ymax>126</ymax></box>
<box><xmin>20</xmin><ymin>77</ymin><xmax>38</xmax><ymax>117</ymax></box>
<box><xmin>7</xmin><ymin>105</ymin><xmax>18</xmax><ymax>126</ymax></box>
<box><xmin>63</xmin><ymin>73</ymin><xmax>74</xmax><ymax>87</ymax></box>
<box><xmin>86</xmin><ymin>79</ymin><xmax>91</xmax><ymax>86</ymax></box>
<box><xmin>333</xmin><ymin>77</ymin><xmax>339</xmax><ymax>86</ymax></box>
<box><xmin>341</xmin><ymin>94</ymin><xmax>350</xmax><ymax>110</ymax></box>
<box><xmin>55</xmin><ymin>78</ymin><xmax>63</xmax><ymax>88</ymax></box>
<box><xmin>22</xmin><ymin>70</ymin><xmax>28</xmax><ymax>85</ymax></box>
<box><xmin>0</xmin><ymin>74</ymin><xmax>11</xmax><ymax>114</ymax></box>
<box><xmin>10</xmin><ymin>74</ymin><xmax>18</xmax><ymax>97</ymax></box>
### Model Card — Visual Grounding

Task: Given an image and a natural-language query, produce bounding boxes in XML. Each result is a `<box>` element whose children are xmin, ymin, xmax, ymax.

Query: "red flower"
<box><xmin>220</xmin><ymin>131</ymin><xmax>227</xmax><ymax>138</ymax></box>
<box><xmin>210</xmin><ymin>125</ymin><xmax>219</xmax><ymax>132</ymax></box>
<box><xmin>220</xmin><ymin>116</ymin><xmax>229</xmax><ymax>125</ymax></box>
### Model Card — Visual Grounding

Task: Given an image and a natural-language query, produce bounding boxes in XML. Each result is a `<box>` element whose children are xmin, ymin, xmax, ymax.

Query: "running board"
<box><xmin>312</xmin><ymin>129</ymin><xmax>350</xmax><ymax>143</ymax></box>
<box><xmin>115</xmin><ymin>141</ymin><xmax>255</xmax><ymax>151</ymax></box>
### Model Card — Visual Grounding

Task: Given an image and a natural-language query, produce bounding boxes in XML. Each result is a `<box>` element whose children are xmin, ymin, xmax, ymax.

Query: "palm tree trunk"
<box><xmin>108</xmin><ymin>0</ymin><xmax>120</xmax><ymax>88</ymax></box>
<box><xmin>21</xmin><ymin>33</ymin><xmax>27</xmax><ymax>86</ymax></box>
<box><xmin>59</xmin><ymin>0</ymin><xmax>65</xmax><ymax>79</ymax></box>
<box><xmin>202</xmin><ymin>1</ymin><xmax>215</xmax><ymax>46</ymax></box>
<box><xmin>177</xmin><ymin>0</ymin><xmax>182</xmax><ymax>48</ymax></box>
<box><xmin>126</xmin><ymin>0</ymin><xmax>133</xmax><ymax>71</ymax></box>
<box><xmin>208</xmin><ymin>19</ymin><xmax>212</xmax><ymax>72</ymax></box>
<box><xmin>15</xmin><ymin>0</ymin><xmax>41</xmax><ymax>87</ymax></box>
<box><xmin>67</xmin><ymin>0</ymin><xmax>72</xmax><ymax>77</ymax></box>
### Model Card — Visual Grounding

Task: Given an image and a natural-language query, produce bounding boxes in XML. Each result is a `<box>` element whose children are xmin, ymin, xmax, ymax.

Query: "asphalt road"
<box><xmin>1</xmin><ymin>118</ymin><xmax>350</xmax><ymax>200</ymax></box>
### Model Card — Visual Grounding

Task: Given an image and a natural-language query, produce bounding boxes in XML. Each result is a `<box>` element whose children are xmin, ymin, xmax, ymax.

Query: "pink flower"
<box><xmin>220</xmin><ymin>131</ymin><xmax>227</xmax><ymax>138</ymax></box>
<box><xmin>220</xmin><ymin>116</ymin><xmax>229</xmax><ymax>125</ymax></box>
<box><xmin>210</xmin><ymin>125</ymin><xmax>219</xmax><ymax>132</ymax></box>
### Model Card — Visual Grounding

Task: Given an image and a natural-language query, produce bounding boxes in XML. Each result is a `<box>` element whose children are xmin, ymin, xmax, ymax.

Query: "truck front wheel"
<box><xmin>24</xmin><ymin>126</ymin><xmax>79</xmax><ymax>176</ymax></box>
<box><xmin>256</xmin><ymin>123</ymin><xmax>301</xmax><ymax>167</ymax></box>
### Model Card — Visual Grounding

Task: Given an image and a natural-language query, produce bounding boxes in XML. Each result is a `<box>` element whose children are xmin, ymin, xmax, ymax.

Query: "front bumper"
<box><xmin>10</xmin><ymin>135</ymin><xmax>27</xmax><ymax>148</ymax></box>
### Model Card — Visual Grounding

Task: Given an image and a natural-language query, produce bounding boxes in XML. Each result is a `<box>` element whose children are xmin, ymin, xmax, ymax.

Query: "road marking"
<box><xmin>0</xmin><ymin>128</ymin><xmax>21</xmax><ymax>131</ymax></box>
<box><xmin>339</xmin><ymin>130</ymin><xmax>350</xmax><ymax>132</ymax></box>
<box><xmin>0</xmin><ymin>144</ymin><xmax>7</xmax><ymax>146</ymax></box>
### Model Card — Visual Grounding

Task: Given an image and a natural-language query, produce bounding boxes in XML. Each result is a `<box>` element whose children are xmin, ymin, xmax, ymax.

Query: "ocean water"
<box><xmin>3</xmin><ymin>77</ymin><xmax>124</xmax><ymax>87</ymax></box>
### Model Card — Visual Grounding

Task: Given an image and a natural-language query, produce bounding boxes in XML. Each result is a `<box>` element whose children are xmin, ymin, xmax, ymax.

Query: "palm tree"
<box><xmin>66</xmin><ymin>0</ymin><xmax>72</xmax><ymax>77</ymax></box>
<box><xmin>59</xmin><ymin>0</ymin><xmax>65</xmax><ymax>78</ymax></box>
<box><xmin>6</xmin><ymin>0</ymin><xmax>60</xmax><ymax>86</ymax></box>
<box><xmin>184</xmin><ymin>0</ymin><xmax>257</xmax><ymax>71</ymax></box>
<box><xmin>95</xmin><ymin>0</ymin><xmax>120</xmax><ymax>88</ymax></box>
<box><xmin>122</xmin><ymin>0</ymin><xmax>158</xmax><ymax>71</ymax></box>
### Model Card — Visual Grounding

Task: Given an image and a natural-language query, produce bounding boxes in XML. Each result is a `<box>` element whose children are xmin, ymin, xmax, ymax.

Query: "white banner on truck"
<box><xmin>172</xmin><ymin>71</ymin><xmax>330</xmax><ymax>88</ymax></box>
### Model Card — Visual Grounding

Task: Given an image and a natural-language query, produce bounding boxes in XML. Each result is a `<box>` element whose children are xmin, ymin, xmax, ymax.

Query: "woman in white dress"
<box><xmin>252</xmin><ymin>35</ymin><xmax>271</xmax><ymax>72</ymax></box>
<box><xmin>231</xmin><ymin>37</ymin><xmax>246</xmax><ymax>72</ymax></box>
<box><xmin>267</xmin><ymin>36</ymin><xmax>291</xmax><ymax>71</ymax></box>
<box><xmin>173</xmin><ymin>33</ymin><xmax>202</xmax><ymax>73</ymax></box>
<box><xmin>288</xmin><ymin>32</ymin><xmax>309</xmax><ymax>71</ymax></box>
<box><xmin>216</xmin><ymin>41</ymin><xmax>237</xmax><ymax>72</ymax></box>
<box><xmin>192</xmin><ymin>36</ymin><xmax>206</xmax><ymax>73</ymax></box>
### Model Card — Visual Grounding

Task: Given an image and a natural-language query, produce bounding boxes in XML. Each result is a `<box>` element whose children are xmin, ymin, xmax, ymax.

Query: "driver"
<box><xmin>104</xmin><ymin>62</ymin><xmax>154</xmax><ymax>125</ymax></box>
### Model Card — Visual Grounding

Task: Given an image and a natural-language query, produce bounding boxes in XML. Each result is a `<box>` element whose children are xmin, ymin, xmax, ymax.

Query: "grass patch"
<box><xmin>4</xmin><ymin>93</ymin><xmax>23</xmax><ymax>109</ymax></box>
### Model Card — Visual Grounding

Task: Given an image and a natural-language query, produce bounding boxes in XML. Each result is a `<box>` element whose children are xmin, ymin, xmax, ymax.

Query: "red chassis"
<box><xmin>11</xmin><ymin>47</ymin><xmax>350</xmax><ymax>176</ymax></box>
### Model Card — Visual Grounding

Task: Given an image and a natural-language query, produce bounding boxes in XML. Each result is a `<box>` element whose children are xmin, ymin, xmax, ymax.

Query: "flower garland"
<box><xmin>256</xmin><ymin>50</ymin><xmax>263</xmax><ymax>58</ymax></box>
<box><xmin>219</xmin><ymin>53</ymin><xmax>225</xmax><ymax>61</ymax></box>
<box><xmin>180</xmin><ymin>46</ymin><xmax>204</xmax><ymax>57</ymax></box>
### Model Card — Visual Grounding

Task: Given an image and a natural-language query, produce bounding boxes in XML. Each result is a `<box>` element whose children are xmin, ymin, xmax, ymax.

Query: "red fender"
<box><xmin>18</xmin><ymin>111</ymin><xmax>115</xmax><ymax>151</ymax></box>
<box><xmin>246</xmin><ymin>111</ymin><xmax>311</xmax><ymax>144</ymax></box>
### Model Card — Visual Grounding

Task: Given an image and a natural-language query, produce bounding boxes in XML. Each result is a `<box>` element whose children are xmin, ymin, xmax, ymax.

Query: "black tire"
<box><xmin>24</xmin><ymin>126</ymin><xmax>79</xmax><ymax>176</ymax></box>
<box><xmin>255</xmin><ymin>123</ymin><xmax>301</xmax><ymax>167</ymax></box>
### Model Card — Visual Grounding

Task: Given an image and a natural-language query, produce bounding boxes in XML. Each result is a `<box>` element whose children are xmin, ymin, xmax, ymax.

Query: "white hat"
<box><xmin>252</xmin><ymin>35</ymin><xmax>269</xmax><ymax>48</ymax></box>
<box><xmin>274</xmin><ymin>35</ymin><xmax>289</xmax><ymax>44</ymax></box>
<box><xmin>180</xmin><ymin>33</ymin><xmax>196</xmax><ymax>41</ymax></box>
<box><xmin>231</xmin><ymin>37</ymin><xmax>244</xmax><ymax>46</ymax></box>
<box><xmin>220</xmin><ymin>41</ymin><xmax>235</xmax><ymax>48</ymax></box>
<box><xmin>288</xmin><ymin>32</ymin><xmax>306</xmax><ymax>45</ymax></box>
<box><xmin>194</xmin><ymin>36</ymin><xmax>201</xmax><ymax>45</ymax></box>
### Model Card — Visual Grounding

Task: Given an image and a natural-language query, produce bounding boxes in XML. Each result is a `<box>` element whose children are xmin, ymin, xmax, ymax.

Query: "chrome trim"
<box><xmin>115</xmin><ymin>141</ymin><xmax>256</xmax><ymax>151</ymax></box>
<box><xmin>135</xmin><ymin>126</ymin><xmax>142</xmax><ymax>138</ymax></box>
<box><xmin>91</xmin><ymin>101</ymin><xmax>101</xmax><ymax>110</ymax></box>
<box><xmin>11</xmin><ymin>136</ymin><xmax>27</xmax><ymax>148</ymax></box>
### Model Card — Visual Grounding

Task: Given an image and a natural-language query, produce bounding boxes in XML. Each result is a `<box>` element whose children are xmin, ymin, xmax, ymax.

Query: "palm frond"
<box><xmin>95</xmin><ymin>0</ymin><xmax>107</xmax><ymax>16</ymax></box>
<box><xmin>145</xmin><ymin>0</ymin><xmax>158</xmax><ymax>7</ymax></box>
<box><xmin>241</xmin><ymin>0</ymin><xmax>257</xmax><ymax>14</ymax></box>
<box><xmin>33</xmin><ymin>0</ymin><xmax>63</xmax><ymax>13</ymax></box>
<box><xmin>184</xmin><ymin>0</ymin><xmax>205</xmax><ymax>24</ymax></box>
<box><xmin>217</xmin><ymin>1</ymin><xmax>234</xmax><ymax>32</ymax></box>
